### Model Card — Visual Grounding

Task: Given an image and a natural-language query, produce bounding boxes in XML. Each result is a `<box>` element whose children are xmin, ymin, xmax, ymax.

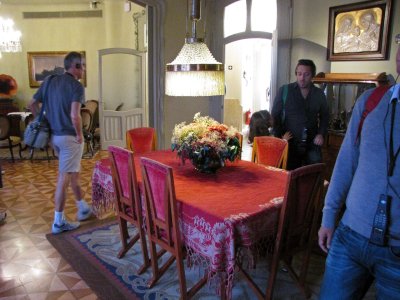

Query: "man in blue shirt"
<box><xmin>29</xmin><ymin>52</ymin><xmax>92</xmax><ymax>234</ymax></box>
<box><xmin>318</xmin><ymin>34</ymin><xmax>400</xmax><ymax>299</ymax></box>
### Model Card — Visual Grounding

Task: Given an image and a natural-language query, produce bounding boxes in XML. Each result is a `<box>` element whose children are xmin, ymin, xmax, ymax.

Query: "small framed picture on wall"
<box><xmin>27</xmin><ymin>51</ymin><xmax>86</xmax><ymax>87</ymax></box>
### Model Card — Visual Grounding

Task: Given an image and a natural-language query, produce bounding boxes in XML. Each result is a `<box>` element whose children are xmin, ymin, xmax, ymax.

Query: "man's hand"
<box><xmin>282</xmin><ymin>131</ymin><xmax>293</xmax><ymax>141</ymax></box>
<box><xmin>318</xmin><ymin>226</ymin><xmax>334</xmax><ymax>253</ymax></box>
<box><xmin>313</xmin><ymin>134</ymin><xmax>324</xmax><ymax>146</ymax></box>
<box><xmin>76</xmin><ymin>133</ymin><xmax>83</xmax><ymax>144</ymax></box>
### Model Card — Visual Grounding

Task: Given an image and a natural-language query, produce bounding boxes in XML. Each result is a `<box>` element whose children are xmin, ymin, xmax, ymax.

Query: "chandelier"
<box><xmin>0</xmin><ymin>17</ymin><xmax>22</xmax><ymax>55</ymax></box>
<box><xmin>165</xmin><ymin>0</ymin><xmax>224</xmax><ymax>97</ymax></box>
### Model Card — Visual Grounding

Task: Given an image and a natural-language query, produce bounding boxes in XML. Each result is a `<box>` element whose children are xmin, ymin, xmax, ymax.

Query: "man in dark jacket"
<box><xmin>271</xmin><ymin>59</ymin><xmax>329</xmax><ymax>170</ymax></box>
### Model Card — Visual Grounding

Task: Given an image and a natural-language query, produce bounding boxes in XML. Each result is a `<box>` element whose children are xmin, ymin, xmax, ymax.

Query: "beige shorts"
<box><xmin>52</xmin><ymin>135</ymin><xmax>84</xmax><ymax>173</ymax></box>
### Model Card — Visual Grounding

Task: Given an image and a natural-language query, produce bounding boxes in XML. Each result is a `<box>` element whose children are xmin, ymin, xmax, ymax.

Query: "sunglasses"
<box><xmin>75</xmin><ymin>63</ymin><xmax>86</xmax><ymax>69</ymax></box>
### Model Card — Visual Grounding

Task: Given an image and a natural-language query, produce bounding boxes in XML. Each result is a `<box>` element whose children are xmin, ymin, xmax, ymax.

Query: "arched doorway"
<box><xmin>223</xmin><ymin>0</ymin><xmax>277</xmax><ymax>158</ymax></box>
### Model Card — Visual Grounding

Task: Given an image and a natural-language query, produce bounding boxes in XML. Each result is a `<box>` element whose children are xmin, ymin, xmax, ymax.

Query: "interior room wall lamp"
<box><xmin>165</xmin><ymin>0</ymin><xmax>225</xmax><ymax>97</ymax></box>
<box><xmin>0</xmin><ymin>17</ymin><xmax>22</xmax><ymax>58</ymax></box>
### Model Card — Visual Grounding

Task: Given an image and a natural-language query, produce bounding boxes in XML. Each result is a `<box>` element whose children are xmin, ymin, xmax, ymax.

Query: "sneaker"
<box><xmin>52</xmin><ymin>220</ymin><xmax>80</xmax><ymax>234</ymax></box>
<box><xmin>77</xmin><ymin>205</ymin><xmax>93</xmax><ymax>221</ymax></box>
<box><xmin>0</xmin><ymin>208</ymin><xmax>6</xmax><ymax>225</ymax></box>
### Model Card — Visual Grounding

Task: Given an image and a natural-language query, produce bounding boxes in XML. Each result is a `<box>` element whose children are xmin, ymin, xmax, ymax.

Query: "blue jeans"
<box><xmin>319</xmin><ymin>222</ymin><xmax>400</xmax><ymax>300</ymax></box>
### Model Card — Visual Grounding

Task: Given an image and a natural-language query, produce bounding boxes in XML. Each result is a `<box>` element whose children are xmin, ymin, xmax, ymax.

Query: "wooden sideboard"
<box><xmin>313</xmin><ymin>72</ymin><xmax>390</xmax><ymax>179</ymax></box>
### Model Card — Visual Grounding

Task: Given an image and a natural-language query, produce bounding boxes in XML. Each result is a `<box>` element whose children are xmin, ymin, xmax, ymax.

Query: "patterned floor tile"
<box><xmin>0</xmin><ymin>151</ymin><xmax>105</xmax><ymax>299</ymax></box>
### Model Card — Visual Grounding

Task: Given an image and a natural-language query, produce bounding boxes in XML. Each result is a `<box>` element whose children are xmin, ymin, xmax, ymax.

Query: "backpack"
<box><xmin>355</xmin><ymin>84</ymin><xmax>392</xmax><ymax>142</ymax></box>
<box><xmin>281</xmin><ymin>84</ymin><xmax>289</xmax><ymax>123</ymax></box>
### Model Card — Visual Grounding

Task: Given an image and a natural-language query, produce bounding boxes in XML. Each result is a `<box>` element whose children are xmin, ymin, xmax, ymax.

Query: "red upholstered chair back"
<box><xmin>108</xmin><ymin>145</ymin><xmax>150</xmax><ymax>270</ymax></box>
<box><xmin>140</xmin><ymin>157</ymin><xmax>208</xmax><ymax>295</ymax></box>
<box><xmin>108</xmin><ymin>146</ymin><xmax>143</xmax><ymax>224</ymax></box>
<box><xmin>140</xmin><ymin>157</ymin><xmax>178</xmax><ymax>249</ymax></box>
<box><xmin>126</xmin><ymin>127</ymin><xmax>156</xmax><ymax>154</ymax></box>
<box><xmin>251</xmin><ymin>136</ymin><xmax>288</xmax><ymax>169</ymax></box>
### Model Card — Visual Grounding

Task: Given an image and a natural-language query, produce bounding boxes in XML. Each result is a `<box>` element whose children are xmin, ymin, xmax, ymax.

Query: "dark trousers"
<box><xmin>287</xmin><ymin>141</ymin><xmax>322</xmax><ymax>170</ymax></box>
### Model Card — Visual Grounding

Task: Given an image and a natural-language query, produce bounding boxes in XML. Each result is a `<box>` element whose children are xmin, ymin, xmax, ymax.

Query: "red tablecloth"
<box><xmin>91</xmin><ymin>150</ymin><xmax>288</xmax><ymax>298</ymax></box>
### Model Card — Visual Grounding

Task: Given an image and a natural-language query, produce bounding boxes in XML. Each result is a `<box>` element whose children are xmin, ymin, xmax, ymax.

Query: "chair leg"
<box><xmin>283</xmin><ymin>259</ymin><xmax>311</xmax><ymax>299</ymax></box>
<box><xmin>175</xmin><ymin>251</ymin><xmax>188</xmax><ymax>300</ymax></box>
<box><xmin>8</xmin><ymin>141</ymin><xmax>15</xmax><ymax>163</ymax></box>
<box><xmin>18</xmin><ymin>144</ymin><xmax>23</xmax><ymax>159</ymax></box>
<box><xmin>29</xmin><ymin>147</ymin><xmax>35</xmax><ymax>161</ymax></box>
<box><xmin>117</xmin><ymin>218</ymin><xmax>129</xmax><ymax>257</ymax></box>
<box><xmin>265</xmin><ymin>252</ymin><xmax>281</xmax><ymax>300</ymax></box>
<box><xmin>46</xmin><ymin>147</ymin><xmax>50</xmax><ymax>162</ymax></box>
<box><xmin>136</xmin><ymin>226</ymin><xmax>150</xmax><ymax>275</ymax></box>
<box><xmin>0</xmin><ymin>164</ymin><xmax>3</xmax><ymax>188</ymax></box>
<box><xmin>147</xmin><ymin>240</ymin><xmax>161</xmax><ymax>288</ymax></box>
<box><xmin>147</xmin><ymin>240</ymin><xmax>176</xmax><ymax>288</ymax></box>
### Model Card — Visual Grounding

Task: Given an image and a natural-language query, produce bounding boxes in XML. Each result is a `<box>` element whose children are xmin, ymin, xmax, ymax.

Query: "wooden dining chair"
<box><xmin>237</xmin><ymin>132</ymin><xmax>243</xmax><ymax>159</ymax></box>
<box><xmin>140</xmin><ymin>157</ymin><xmax>207</xmax><ymax>298</ymax></box>
<box><xmin>239</xmin><ymin>163</ymin><xmax>325</xmax><ymax>300</ymax></box>
<box><xmin>126</xmin><ymin>127</ymin><xmax>157</xmax><ymax>154</ymax></box>
<box><xmin>81</xmin><ymin>108</ymin><xmax>94</xmax><ymax>156</ymax></box>
<box><xmin>251</xmin><ymin>136</ymin><xmax>288</xmax><ymax>169</ymax></box>
<box><xmin>0</xmin><ymin>114</ymin><xmax>22</xmax><ymax>162</ymax></box>
<box><xmin>108</xmin><ymin>145</ymin><xmax>150</xmax><ymax>274</ymax></box>
<box><xmin>84</xmin><ymin>100</ymin><xmax>100</xmax><ymax>148</ymax></box>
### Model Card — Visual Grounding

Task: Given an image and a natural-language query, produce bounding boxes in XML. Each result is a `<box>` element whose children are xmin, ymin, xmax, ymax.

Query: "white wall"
<box><xmin>0</xmin><ymin>0</ymin><xmax>140</xmax><ymax>109</ymax></box>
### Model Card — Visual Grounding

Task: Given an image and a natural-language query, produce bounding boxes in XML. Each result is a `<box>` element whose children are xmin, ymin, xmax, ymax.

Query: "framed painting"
<box><xmin>27</xmin><ymin>51</ymin><xmax>87</xmax><ymax>87</ymax></box>
<box><xmin>327</xmin><ymin>0</ymin><xmax>392</xmax><ymax>61</ymax></box>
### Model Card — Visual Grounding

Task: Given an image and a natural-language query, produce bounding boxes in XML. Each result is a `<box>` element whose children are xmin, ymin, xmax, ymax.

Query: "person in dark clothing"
<box><xmin>271</xmin><ymin>59</ymin><xmax>329</xmax><ymax>170</ymax></box>
<box><xmin>248</xmin><ymin>110</ymin><xmax>272</xmax><ymax>144</ymax></box>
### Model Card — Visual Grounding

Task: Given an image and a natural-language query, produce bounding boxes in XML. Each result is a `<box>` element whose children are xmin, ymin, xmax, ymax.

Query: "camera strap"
<box><xmin>388</xmin><ymin>100</ymin><xmax>400</xmax><ymax>177</ymax></box>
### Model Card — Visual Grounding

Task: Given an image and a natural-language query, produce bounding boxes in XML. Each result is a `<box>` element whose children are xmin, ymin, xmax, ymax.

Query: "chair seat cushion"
<box><xmin>0</xmin><ymin>136</ymin><xmax>21</xmax><ymax>146</ymax></box>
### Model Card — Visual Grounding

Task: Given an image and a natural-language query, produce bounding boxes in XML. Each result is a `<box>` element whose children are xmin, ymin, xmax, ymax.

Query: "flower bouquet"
<box><xmin>171</xmin><ymin>113</ymin><xmax>241</xmax><ymax>173</ymax></box>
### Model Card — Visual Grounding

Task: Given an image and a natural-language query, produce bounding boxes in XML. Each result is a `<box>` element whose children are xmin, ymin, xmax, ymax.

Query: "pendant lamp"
<box><xmin>165</xmin><ymin>0</ymin><xmax>224</xmax><ymax>97</ymax></box>
<box><xmin>0</xmin><ymin>17</ymin><xmax>22</xmax><ymax>58</ymax></box>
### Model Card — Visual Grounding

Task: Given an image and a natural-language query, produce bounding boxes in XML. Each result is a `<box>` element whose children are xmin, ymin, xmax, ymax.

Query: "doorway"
<box><xmin>222</xmin><ymin>0</ymin><xmax>276</xmax><ymax>160</ymax></box>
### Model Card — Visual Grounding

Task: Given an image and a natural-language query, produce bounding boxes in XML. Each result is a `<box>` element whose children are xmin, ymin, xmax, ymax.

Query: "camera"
<box><xmin>370</xmin><ymin>194</ymin><xmax>391</xmax><ymax>246</ymax></box>
<box><xmin>296</xmin><ymin>128</ymin><xmax>308</xmax><ymax>155</ymax></box>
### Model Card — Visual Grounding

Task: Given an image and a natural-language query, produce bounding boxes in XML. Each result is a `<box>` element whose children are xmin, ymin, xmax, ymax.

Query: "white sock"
<box><xmin>54</xmin><ymin>211</ymin><xmax>64</xmax><ymax>225</ymax></box>
<box><xmin>76</xmin><ymin>199</ymin><xmax>89</xmax><ymax>211</ymax></box>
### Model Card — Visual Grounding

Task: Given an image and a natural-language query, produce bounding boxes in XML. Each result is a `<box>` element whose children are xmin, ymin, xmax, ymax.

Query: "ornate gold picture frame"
<box><xmin>327</xmin><ymin>0</ymin><xmax>392</xmax><ymax>61</ymax></box>
<box><xmin>27</xmin><ymin>51</ymin><xmax>87</xmax><ymax>87</ymax></box>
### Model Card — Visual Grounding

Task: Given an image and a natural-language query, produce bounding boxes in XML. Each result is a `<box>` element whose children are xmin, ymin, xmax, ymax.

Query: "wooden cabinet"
<box><xmin>313</xmin><ymin>72</ymin><xmax>390</xmax><ymax>179</ymax></box>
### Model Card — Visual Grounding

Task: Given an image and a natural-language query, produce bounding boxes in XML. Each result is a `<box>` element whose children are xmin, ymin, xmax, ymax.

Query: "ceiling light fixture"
<box><xmin>165</xmin><ymin>0</ymin><xmax>224</xmax><ymax>97</ymax></box>
<box><xmin>0</xmin><ymin>17</ymin><xmax>22</xmax><ymax>56</ymax></box>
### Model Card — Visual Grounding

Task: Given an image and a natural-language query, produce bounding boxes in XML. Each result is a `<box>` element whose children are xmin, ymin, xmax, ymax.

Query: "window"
<box><xmin>224</xmin><ymin>0</ymin><xmax>246</xmax><ymax>38</ymax></box>
<box><xmin>224</xmin><ymin>0</ymin><xmax>276</xmax><ymax>37</ymax></box>
<box><xmin>251</xmin><ymin>0</ymin><xmax>276</xmax><ymax>32</ymax></box>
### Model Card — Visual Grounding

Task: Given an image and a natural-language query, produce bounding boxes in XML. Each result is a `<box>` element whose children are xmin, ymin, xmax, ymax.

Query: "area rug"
<box><xmin>46</xmin><ymin>219</ymin><xmax>328</xmax><ymax>300</ymax></box>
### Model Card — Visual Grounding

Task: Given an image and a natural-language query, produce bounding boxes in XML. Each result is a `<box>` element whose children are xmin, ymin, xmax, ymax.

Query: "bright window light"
<box><xmin>224</xmin><ymin>0</ymin><xmax>246</xmax><ymax>38</ymax></box>
<box><xmin>251</xmin><ymin>0</ymin><xmax>276</xmax><ymax>32</ymax></box>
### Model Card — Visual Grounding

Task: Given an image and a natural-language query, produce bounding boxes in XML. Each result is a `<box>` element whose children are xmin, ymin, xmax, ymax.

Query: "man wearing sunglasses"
<box><xmin>29</xmin><ymin>51</ymin><xmax>92</xmax><ymax>234</ymax></box>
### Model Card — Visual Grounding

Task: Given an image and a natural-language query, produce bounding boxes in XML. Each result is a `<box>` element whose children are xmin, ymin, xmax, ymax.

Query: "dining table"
<box><xmin>91</xmin><ymin>150</ymin><xmax>289</xmax><ymax>299</ymax></box>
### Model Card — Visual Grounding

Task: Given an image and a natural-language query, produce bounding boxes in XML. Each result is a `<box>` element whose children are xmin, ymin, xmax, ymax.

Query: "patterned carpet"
<box><xmin>47</xmin><ymin>219</ymin><xmax>328</xmax><ymax>300</ymax></box>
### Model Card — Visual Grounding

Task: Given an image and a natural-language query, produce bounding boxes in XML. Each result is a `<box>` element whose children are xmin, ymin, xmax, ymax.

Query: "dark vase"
<box><xmin>192</xmin><ymin>156</ymin><xmax>223</xmax><ymax>174</ymax></box>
